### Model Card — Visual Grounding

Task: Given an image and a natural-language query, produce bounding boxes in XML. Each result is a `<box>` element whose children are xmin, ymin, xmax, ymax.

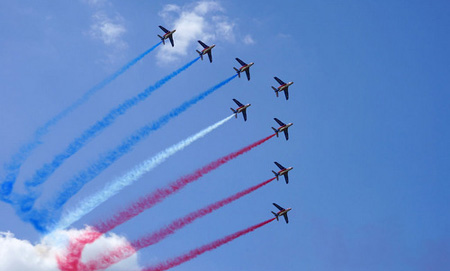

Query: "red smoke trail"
<box><xmin>59</xmin><ymin>134</ymin><xmax>275</xmax><ymax>270</ymax></box>
<box><xmin>56</xmin><ymin>230</ymin><xmax>102</xmax><ymax>271</ymax></box>
<box><xmin>80</xmin><ymin>177</ymin><xmax>277</xmax><ymax>270</ymax></box>
<box><xmin>143</xmin><ymin>218</ymin><xmax>276</xmax><ymax>271</ymax></box>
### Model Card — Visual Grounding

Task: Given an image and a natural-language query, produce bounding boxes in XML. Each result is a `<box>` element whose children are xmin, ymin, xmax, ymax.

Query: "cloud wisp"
<box><xmin>157</xmin><ymin>1</ymin><xmax>236</xmax><ymax>63</ymax></box>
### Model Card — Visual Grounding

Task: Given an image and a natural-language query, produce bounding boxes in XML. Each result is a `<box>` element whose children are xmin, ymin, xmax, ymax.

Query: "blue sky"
<box><xmin>1</xmin><ymin>0</ymin><xmax>449</xmax><ymax>270</ymax></box>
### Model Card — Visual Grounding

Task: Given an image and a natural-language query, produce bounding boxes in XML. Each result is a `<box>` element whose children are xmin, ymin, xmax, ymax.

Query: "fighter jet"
<box><xmin>272</xmin><ymin>77</ymin><xmax>294</xmax><ymax>100</ymax></box>
<box><xmin>230</xmin><ymin>99</ymin><xmax>251</xmax><ymax>121</ymax></box>
<box><xmin>158</xmin><ymin>25</ymin><xmax>176</xmax><ymax>47</ymax></box>
<box><xmin>271</xmin><ymin>203</ymin><xmax>292</xmax><ymax>224</ymax></box>
<box><xmin>196</xmin><ymin>40</ymin><xmax>215</xmax><ymax>63</ymax></box>
<box><xmin>272</xmin><ymin>162</ymin><xmax>293</xmax><ymax>184</ymax></box>
<box><xmin>233</xmin><ymin>58</ymin><xmax>254</xmax><ymax>80</ymax></box>
<box><xmin>271</xmin><ymin>118</ymin><xmax>293</xmax><ymax>140</ymax></box>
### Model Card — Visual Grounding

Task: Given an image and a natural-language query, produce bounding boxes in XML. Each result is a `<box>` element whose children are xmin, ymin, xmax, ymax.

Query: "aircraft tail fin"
<box><xmin>158</xmin><ymin>35</ymin><xmax>165</xmax><ymax>44</ymax></box>
<box><xmin>230</xmin><ymin>108</ymin><xmax>237</xmax><ymax>117</ymax></box>
<box><xmin>272</xmin><ymin>127</ymin><xmax>279</xmax><ymax>137</ymax></box>
<box><xmin>272</xmin><ymin>86</ymin><xmax>279</xmax><ymax>97</ymax></box>
<box><xmin>233</xmin><ymin>67</ymin><xmax>241</xmax><ymax>78</ymax></box>
<box><xmin>272</xmin><ymin>211</ymin><xmax>279</xmax><ymax>220</ymax></box>
<box><xmin>272</xmin><ymin>170</ymin><xmax>279</xmax><ymax>180</ymax></box>
<box><xmin>196</xmin><ymin>50</ymin><xmax>203</xmax><ymax>60</ymax></box>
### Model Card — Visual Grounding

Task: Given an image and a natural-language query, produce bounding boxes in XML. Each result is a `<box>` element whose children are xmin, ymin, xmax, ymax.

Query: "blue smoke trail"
<box><xmin>20</xmin><ymin>74</ymin><xmax>238</xmax><ymax>233</ymax></box>
<box><xmin>1</xmin><ymin>42</ymin><xmax>162</xmax><ymax>200</ymax></box>
<box><xmin>22</xmin><ymin>56</ymin><xmax>200</xmax><ymax>191</ymax></box>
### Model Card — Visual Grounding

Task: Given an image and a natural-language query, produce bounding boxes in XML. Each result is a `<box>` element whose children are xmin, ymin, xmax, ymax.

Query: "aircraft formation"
<box><xmin>158</xmin><ymin>25</ymin><xmax>294</xmax><ymax>224</ymax></box>
<box><xmin>1</xmin><ymin>23</ymin><xmax>298</xmax><ymax>270</ymax></box>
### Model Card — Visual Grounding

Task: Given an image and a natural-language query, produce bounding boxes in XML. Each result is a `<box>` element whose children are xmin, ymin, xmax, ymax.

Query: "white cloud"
<box><xmin>243</xmin><ymin>34</ymin><xmax>255</xmax><ymax>45</ymax></box>
<box><xmin>89</xmin><ymin>11</ymin><xmax>127</xmax><ymax>49</ymax></box>
<box><xmin>157</xmin><ymin>1</ymin><xmax>235</xmax><ymax>63</ymax></box>
<box><xmin>0</xmin><ymin>229</ymin><xmax>141</xmax><ymax>271</ymax></box>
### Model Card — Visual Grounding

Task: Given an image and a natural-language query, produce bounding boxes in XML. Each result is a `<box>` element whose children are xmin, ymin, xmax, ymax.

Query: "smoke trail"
<box><xmin>23</xmin><ymin>56</ymin><xmax>200</xmax><ymax>189</ymax></box>
<box><xmin>1</xmin><ymin>42</ymin><xmax>162</xmax><ymax>200</ymax></box>
<box><xmin>143</xmin><ymin>218</ymin><xmax>276</xmax><ymax>271</ymax></box>
<box><xmin>53</xmin><ymin>114</ymin><xmax>234</xmax><ymax>232</ymax></box>
<box><xmin>78</xmin><ymin>177</ymin><xmax>276</xmax><ymax>271</ymax></box>
<box><xmin>20</xmin><ymin>74</ymin><xmax>238</xmax><ymax>232</ymax></box>
<box><xmin>94</xmin><ymin>133</ymin><xmax>274</xmax><ymax>234</ymax></box>
<box><xmin>56</xmin><ymin>229</ymin><xmax>103</xmax><ymax>271</ymax></box>
<box><xmin>55</xmin><ymin>135</ymin><xmax>275</xmax><ymax>270</ymax></box>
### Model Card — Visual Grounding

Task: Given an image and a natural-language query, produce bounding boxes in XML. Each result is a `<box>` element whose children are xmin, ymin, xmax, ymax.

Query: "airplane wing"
<box><xmin>273</xmin><ymin>203</ymin><xmax>285</xmax><ymax>211</ymax></box>
<box><xmin>198</xmin><ymin>40</ymin><xmax>208</xmax><ymax>48</ymax></box>
<box><xmin>274</xmin><ymin>76</ymin><xmax>285</xmax><ymax>85</ymax></box>
<box><xmin>242</xmin><ymin>109</ymin><xmax>247</xmax><ymax>121</ymax></box>
<box><xmin>274</xmin><ymin>118</ymin><xmax>285</xmax><ymax>126</ymax></box>
<box><xmin>274</xmin><ymin>162</ymin><xmax>286</xmax><ymax>170</ymax></box>
<box><xmin>284</xmin><ymin>172</ymin><xmax>289</xmax><ymax>184</ymax></box>
<box><xmin>207</xmin><ymin>51</ymin><xmax>212</xmax><ymax>63</ymax></box>
<box><xmin>284</xmin><ymin>88</ymin><xmax>289</xmax><ymax>100</ymax></box>
<box><xmin>283</xmin><ymin>213</ymin><xmax>289</xmax><ymax>224</ymax></box>
<box><xmin>159</xmin><ymin>25</ymin><xmax>169</xmax><ymax>33</ymax></box>
<box><xmin>233</xmin><ymin>99</ymin><xmax>244</xmax><ymax>107</ymax></box>
<box><xmin>245</xmin><ymin>69</ymin><xmax>250</xmax><ymax>81</ymax></box>
<box><xmin>283</xmin><ymin>129</ymin><xmax>289</xmax><ymax>140</ymax></box>
<box><xmin>236</xmin><ymin>58</ymin><xmax>247</xmax><ymax>66</ymax></box>
<box><xmin>169</xmin><ymin>35</ymin><xmax>174</xmax><ymax>47</ymax></box>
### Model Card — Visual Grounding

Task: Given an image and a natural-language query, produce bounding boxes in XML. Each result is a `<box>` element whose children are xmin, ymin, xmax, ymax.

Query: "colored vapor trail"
<box><xmin>21</xmin><ymin>74</ymin><xmax>238</xmax><ymax>232</ymax></box>
<box><xmin>77</xmin><ymin>177</ymin><xmax>276</xmax><ymax>271</ymax></box>
<box><xmin>53</xmin><ymin>114</ymin><xmax>235</xmax><ymax>232</ymax></box>
<box><xmin>23</xmin><ymin>56</ymin><xmax>200</xmax><ymax>189</ymax></box>
<box><xmin>94</xmin><ymin>133</ymin><xmax>274</xmax><ymax>234</ymax></box>
<box><xmin>143</xmin><ymin>218</ymin><xmax>276</xmax><ymax>271</ymax></box>
<box><xmin>56</xmin><ymin>135</ymin><xmax>275</xmax><ymax>270</ymax></box>
<box><xmin>0</xmin><ymin>42</ymin><xmax>161</xmax><ymax>201</ymax></box>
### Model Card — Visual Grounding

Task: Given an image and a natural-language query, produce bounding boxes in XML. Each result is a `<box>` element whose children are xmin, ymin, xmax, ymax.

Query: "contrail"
<box><xmin>76</xmin><ymin>177</ymin><xmax>277</xmax><ymax>271</ymax></box>
<box><xmin>55</xmin><ymin>135</ymin><xmax>275</xmax><ymax>270</ymax></box>
<box><xmin>20</xmin><ymin>74</ymin><xmax>238</xmax><ymax>232</ymax></box>
<box><xmin>53</xmin><ymin>114</ymin><xmax>235</xmax><ymax>232</ymax></box>
<box><xmin>23</xmin><ymin>56</ymin><xmax>200</xmax><ymax>190</ymax></box>
<box><xmin>0</xmin><ymin>42</ymin><xmax>162</xmax><ymax>201</ymax></box>
<box><xmin>143</xmin><ymin>218</ymin><xmax>276</xmax><ymax>271</ymax></box>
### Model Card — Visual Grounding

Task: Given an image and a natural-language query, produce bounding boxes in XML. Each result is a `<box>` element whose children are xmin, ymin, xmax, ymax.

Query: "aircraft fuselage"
<box><xmin>277</xmin><ymin>208</ymin><xmax>292</xmax><ymax>218</ymax></box>
<box><xmin>276</xmin><ymin>123</ymin><xmax>293</xmax><ymax>133</ymax></box>
<box><xmin>236</xmin><ymin>104</ymin><xmax>251</xmax><ymax>113</ymax></box>
<box><xmin>277</xmin><ymin>167</ymin><xmax>293</xmax><ymax>177</ymax></box>
<box><xmin>277</xmin><ymin>81</ymin><xmax>294</xmax><ymax>92</ymax></box>
<box><xmin>163</xmin><ymin>30</ymin><xmax>176</xmax><ymax>39</ymax></box>
<box><xmin>238</xmin><ymin>62</ymin><xmax>254</xmax><ymax>72</ymax></box>
<box><xmin>200</xmin><ymin>44</ymin><xmax>215</xmax><ymax>55</ymax></box>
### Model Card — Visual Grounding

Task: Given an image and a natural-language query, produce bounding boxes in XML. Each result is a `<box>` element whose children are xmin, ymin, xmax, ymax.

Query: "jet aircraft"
<box><xmin>271</xmin><ymin>203</ymin><xmax>292</xmax><ymax>224</ymax></box>
<box><xmin>158</xmin><ymin>25</ymin><xmax>176</xmax><ymax>47</ymax></box>
<box><xmin>233</xmin><ymin>58</ymin><xmax>254</xmax><ymax>80</ymax></box>
<box><xmin>271</xmin><ymin>118</ymin><xmax>293</xmax><ymax>140</ymax></box>
<box><xmin>272</xmin><ymin>162</ymin><xmax>293</xmax><ymax>184</ymax></box>
<box><xmin>196</xmin><ymin>40</ymin><xmax>215</xmax><ymax>63</ymax></box>
<box><xmin>230</xmin><ymin>99</ymin><xmax>251</xmax><ymax>121</ymax></box>
<box><xmin>272</xmin><ymin>77</ymin><xmax>294</xmax><ymax>100</ymax></box>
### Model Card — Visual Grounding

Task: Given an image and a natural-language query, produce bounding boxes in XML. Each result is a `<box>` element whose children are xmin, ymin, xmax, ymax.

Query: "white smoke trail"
<box><xmin>52</xmin><ymin>114</ymin><xmax>234</xmax><ymax>232</ymax></box>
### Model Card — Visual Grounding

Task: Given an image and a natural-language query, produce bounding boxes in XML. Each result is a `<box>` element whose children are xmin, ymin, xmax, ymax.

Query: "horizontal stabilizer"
<box><xmin>271</xmin><ymin>211</ymin><xmax>279</xmax><ymax>220</ymax></box>
<box><xmin>230</xmin><ymin>108</ymin><xmax>237</xmax><ymax>117</ymax></box>
<box><xmin>271</xmin><ymin>127</ymin><xmax>279</xmax><ymax>137</ymax></box>
<box><xmin>196</xmin><ymin>50</ymin><xmax>203</xmax><ymax>60</ymax></box>
<box><xmin>272</xmin><ymin>170</ymin><xmax>279</xmax><ymax>180</ymax></box>
<box><xmin>233</xmin><ymin>67</ymin><xmax>240</xmax><ymax>77</ymax></box>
